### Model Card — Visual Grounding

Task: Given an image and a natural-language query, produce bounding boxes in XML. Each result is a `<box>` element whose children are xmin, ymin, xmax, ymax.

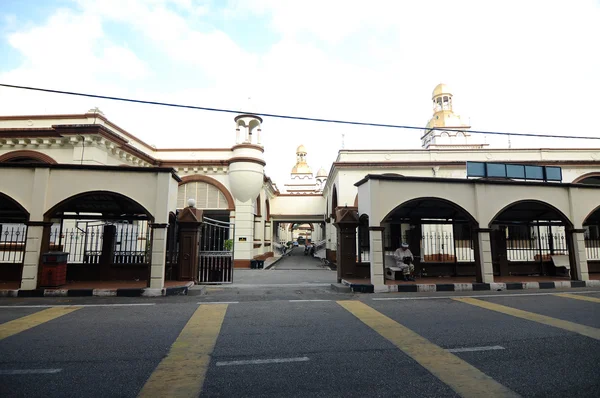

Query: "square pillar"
<box><xmin>177</xmin><ymin>206</ymin><xmax>204</xmax><ymax>281</ymax></box>
<box><xmin>233</xmin><ymin>199</ymin><xmax>255</xmax><ymax>267</ymax></box>
<box><xmin>333</xmin><ymin>207</ymin><xmax>359</xmax><ymax>283</ymax></box>
<box><xmin>368</xmin><ymin>226</ymin><xmax>385</xmax><ymax>286</ymax></box>
<box><xmin>149</xmin><ymin>223</ymin><xmax>169</xmax><ymax>289</ymax></box>
<box><xmin>473</xmin><ymin>228</ymin><xmax>494</xmax><ymax>283</ymax></box>
<box><xmin>568</xmin><ymin>229</ymin><xmax>589</xmax><ymax>281</ymax></box>
<box><xmin>20</xmin><ymin>222</ymin><xmax>51</xmax><ymax>290</ymax></box>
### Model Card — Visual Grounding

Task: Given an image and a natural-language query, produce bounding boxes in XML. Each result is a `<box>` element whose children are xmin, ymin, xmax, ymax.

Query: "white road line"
<box><xmin>446</xmin><ymin>345</ymin><xmax>505</xmax><ymax>353</ymax></box>
<box><xmin>197</xmin><ymin>301</ymin><xmax>239</xmax><ymax>304</ymax></box>
<box><xmin>216</xmin><ymin>357</ymin><xmax>310</xmax><ymax>367</ymax></box>
<box><xmin>0</xmin><ymin>369</ymin><xmax>62</xmax><ymax>375</ymax></box>
<box><xmin>289</xmin><ymin>299</ymin><xmax>331</xmax><ymax>302</ymax></box>
<box><xmin>371</xmin><ymin>291</ymin><xmax>600</xmax><ymax>301</ymax></box>
<box><xmin>0</xmin><ymin>303</ymin><xmax>156</xmax><ymax>308</ymax></box>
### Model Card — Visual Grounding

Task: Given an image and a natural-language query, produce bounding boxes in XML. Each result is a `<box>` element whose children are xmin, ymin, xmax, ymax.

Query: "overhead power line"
<box><xmin>1</xmin><ymin>83</ymin><xmax>599</xmax><ymax>141</ymax></box>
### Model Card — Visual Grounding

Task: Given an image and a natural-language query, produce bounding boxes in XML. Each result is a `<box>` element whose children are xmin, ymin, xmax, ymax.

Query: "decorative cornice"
<box><xmin>231</xmin><ymin>144</ymin><xmax>265</xmax><ymax>153</ymax></box>
<box><xmin>234</xmin><ymin>114</ymin><xmax>263</xmax><ymax>123</ymax></box>
<box><xmin>228</xmin><ymin>157</ymin><xmax>266</xmax><ymax>167</ymax></box>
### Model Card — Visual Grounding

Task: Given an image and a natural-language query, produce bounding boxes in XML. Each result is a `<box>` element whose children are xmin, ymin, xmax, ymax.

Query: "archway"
<box><xmin>583</xmin><ymin>205</ymin><xmax>600</xmax><ymax>275</ymax></box>
<box><xmin>331</xmin><ymin>185</ymin><xmax>338</xmax><ymax>221</ymax></box>
<box><xmin>488</xmin><ymin>200</ymin><xmax>574</xmax><ymax>278</ymax></box>
<box><xmin>0</xmin><ymin>193</ymin><xmax>30</xmax><ymax>286</ymax></box>
<box><xmin>0</xmin><ymin>150</ymin><xmax>57</xmax><ymax>164</ymax></box>
<box><xmin>573</xmin><ymin>173</ymin><xmax>600</xmax><ymax>185</ymax></box>
<box><xmin>43</xmin><ymin>191</ymin><xmax>154</xmax><ymax>284</ymax></box>
<box><xmin>381</xmin><ymin>197</ymin><xmax>479</xmax><ymax>278</ymax></box>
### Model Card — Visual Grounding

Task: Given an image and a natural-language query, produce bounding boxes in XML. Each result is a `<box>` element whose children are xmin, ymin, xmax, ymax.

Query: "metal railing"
<box><xmin>48</xmin><ymin>224</ymin><xmax>150</xmax><ymax>264</ymax></box>
<box><xmin>0</xmin><ymin>224</ymin><xmax>27</xmax><ymax>264</ymax></box>
<box><xmin>198</xmin><ymin>217</ymin><xmax>234</xmax><ymax>283</ymax></box>
<box><xmin>586</xmin><ymin>238</ymin><xmax>600</xmax><ymax>261</ymax></box>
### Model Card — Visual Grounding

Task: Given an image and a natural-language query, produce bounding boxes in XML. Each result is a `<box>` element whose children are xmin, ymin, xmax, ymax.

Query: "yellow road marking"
<box><xmin>554</xmin><ymin>293</ymin><xmax>600</xmax><ymax>304</ymax></box>
<box><xmin>138</xmin><ymin>304</ymin><xmax>228</xmax><ymax>398</ymax></box>
<box><xmin>337</xmin><ymin>300</ymin><xmax>520</xmax><ymax>398</ymax></box>
<box><xmin>454</xmin><ymin>298</ymin><xmax>600</xmax><ymax>340</ymax></box>
<box><xmin>0</xmin><ymin>307</ymin><xmax>81</xmax><ymax>340</ymax></box>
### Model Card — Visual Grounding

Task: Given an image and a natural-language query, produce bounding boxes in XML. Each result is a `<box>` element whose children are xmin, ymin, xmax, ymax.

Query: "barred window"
<box><xmin>177</xmin><ymin>182</ymin><xmax>228</xmax><ymax>209</ymax></box>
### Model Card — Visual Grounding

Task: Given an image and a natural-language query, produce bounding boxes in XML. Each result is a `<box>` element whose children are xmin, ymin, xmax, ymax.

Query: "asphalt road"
<box><xmin>1</xmin><ymin>288</ymin><xmax>599</xmax><ymax>397</ymax></box>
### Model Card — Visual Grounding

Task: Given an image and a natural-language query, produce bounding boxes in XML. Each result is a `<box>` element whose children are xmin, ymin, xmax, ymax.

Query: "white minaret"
<box><xmin>228</xmin><ymin>114</ymin><xmax>265</xmax><ymax>266</ymax></box>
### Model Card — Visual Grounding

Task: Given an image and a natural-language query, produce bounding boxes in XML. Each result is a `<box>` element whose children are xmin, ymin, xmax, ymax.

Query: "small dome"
<box><xmin>432</xmin><ymin>83</ymin><xmax>452</xmax><ymax>99</ymax></box>
<box><xmin>291</xmin><ymin>164</ymin><xmax>313</xmax><ymax>174</ymax></box>
<box><xmin>316</xmin><ymin>167</ymin><xmax>327</xmax><ymax>178</ymax></box>
<box><xmin>296</xmin><ymin>144</ymin><xmax>307</xmax><ymax>154</ymax></box>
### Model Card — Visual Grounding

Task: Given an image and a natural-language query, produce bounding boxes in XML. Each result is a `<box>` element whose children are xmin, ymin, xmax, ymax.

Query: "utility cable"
<box><xmin>1</xmin><ymin>83</ymin><xmax>599</xmax><ymax>141</ymax></box>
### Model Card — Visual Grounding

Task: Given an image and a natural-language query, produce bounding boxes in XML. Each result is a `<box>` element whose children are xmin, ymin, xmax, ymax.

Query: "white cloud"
<box><xmin>1</xmin><ymin>0</ymin><xmax>599</xmax><ymax>186</ymax></box>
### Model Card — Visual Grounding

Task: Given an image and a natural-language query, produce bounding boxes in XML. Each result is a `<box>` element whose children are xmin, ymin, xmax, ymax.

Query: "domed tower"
<box><xmin>422</xmin><ymin>84</ymin><xmax>483</xmax><ymax>150</ymax></box>
<box><xmin>291</xmin><ymin>145</ymin><xmax>313</xmax><ymax>178</ymax></box>
<box><xmin>228</xmin><ymin>114</ymin><xmax>266</xmax><ymax>267</ymax></box>
<box><xmin>229</xmin><ymin>114</ymin><xmax>265</xmax><ymax>202</ymax></box>
<box><xmin>283</xmin><ymin>144</ymin><xmax>318</xmax><ymax>194</ymax></box>
<box><xmin>315</xmin><ymin>167</ymin><xmax>328</xmax><ymax>191</ymax></box>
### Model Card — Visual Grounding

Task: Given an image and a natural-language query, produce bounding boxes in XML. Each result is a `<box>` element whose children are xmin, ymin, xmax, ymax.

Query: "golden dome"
<box><xmin>432</xmin><ymin>83</ymin><xmax>452</xmax><ymax>99</ymax></box>
<box><xmin>316</xmin><ymin>167</ymin><xmax>327</xmax><ymax>178</ymax></box>
<box><xmin>296</xmin><ymin>144</ymin><xmax>307</xmax><ymax>154</ymax></box>
<box><xmin>291</xmin><ymin>163</ymin><xmax>313</xmax><ymax>174</ymax></box>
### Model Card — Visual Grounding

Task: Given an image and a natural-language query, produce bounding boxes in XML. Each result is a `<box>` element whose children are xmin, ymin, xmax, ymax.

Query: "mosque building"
<box><xmin>1</xmin><ymin>84</ymin><xmax>599</xmax><ymax>293</ymax></box>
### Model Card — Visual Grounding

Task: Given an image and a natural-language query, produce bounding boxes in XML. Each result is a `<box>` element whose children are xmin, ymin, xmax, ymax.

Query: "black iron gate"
<box><xmin>198</xmin><ymin>216</ymin><xmax>235</xmax><ymax>283</ymax></box>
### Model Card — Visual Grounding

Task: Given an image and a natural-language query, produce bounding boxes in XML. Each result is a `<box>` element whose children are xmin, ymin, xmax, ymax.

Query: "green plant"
<box><xmin>224</xmin><ymin>239</ymin><xmax>233</xmax><ymax>251</ymax></box>
<box><xmin>286</xmin><ymin>241</ymin><xmax>292</xmax><ymax>248</ymax></box>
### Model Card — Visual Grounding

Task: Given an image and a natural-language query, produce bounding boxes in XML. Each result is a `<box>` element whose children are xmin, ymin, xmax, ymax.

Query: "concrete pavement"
<box><xmin>1</xmin><ymin>289</ymin><xmax>599</xmax><ymax>397</ymax></box>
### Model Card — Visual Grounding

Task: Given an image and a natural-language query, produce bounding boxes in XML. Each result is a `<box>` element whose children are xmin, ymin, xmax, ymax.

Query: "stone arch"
<box><xmin>255</xmin><ymin>195</ymin><xmax>261</xmax><ymax>216</ymax></box>
<box><xmin>583</xmin><ymin>205</ymin><xmax>600</xmax><ymax>226</ymax></box>
<box><xmin>44</xmin><ymin>190</ymin><xmax>154</xmax><ymax>222</ymax></box>
<box><xmin>0</xmin><ymin>192</ymin><xmax>29</xmax><ymax>222</ymax></box>
<box><xmin>331</xmin><ymin>185</ymin><xmax>338</xmax><ymax>220</ymax></box>
<box><xmin>265</xmin><ymin>199</ymin><xmax>271</xmax><ymax>221</ymax></box>
<box><xmin>0</xmin><ymin>150</ymin><xmax>57</xmax><ymax>164</ymax></box>
<box><xmin>488</xmin><ymin>199</ymin><xmax>573</xmax><ymax>228</ymax></box>
<box><xmin>382</xmin><ymin>197</ymin><xmax>478</xmax><ymax>226</ymax></box>
<box><xmin>178</xmin><ymin>175</ymin><xmax>235</xmax><ymax>211</ymax></box>
<box><xmin>572</xmin><ymin>172</ymin><xmax>600</xmax><ymax>185</ymax></box>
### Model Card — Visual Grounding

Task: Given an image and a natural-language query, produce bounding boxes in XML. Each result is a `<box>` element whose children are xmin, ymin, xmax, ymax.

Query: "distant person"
<box><xmin>393</xmin><ymin>242</ymin><xmax>415</xmax><ymax>281</ymax></box>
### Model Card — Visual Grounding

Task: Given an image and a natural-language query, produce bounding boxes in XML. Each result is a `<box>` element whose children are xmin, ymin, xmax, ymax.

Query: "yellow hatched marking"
<box><xmin>0</xmin><ymin>307</ymin><xmax>81</xmax><ymax>340</ymax></box>
<box><xmin>554</xmin><ymin>293</ymin><xmax>600</xmax><ymax>304</ymax></box>
<box><xmin>138</xmin><ymin>304</ymin><xmax>228</xmax><ymax>398</ymax></box>
<box><xmin>454</xmin><ymin>298</ymin><xmax>600</xmax><ymax>340</ymax></box>
<box><xmin>338</xmin><ymin>300</ymin><xmax>520</xmax><ymax>398</ymax></box>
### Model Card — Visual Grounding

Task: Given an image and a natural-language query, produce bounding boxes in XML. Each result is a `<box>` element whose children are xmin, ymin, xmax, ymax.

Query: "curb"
<box><xmin>341</xmin><ymin>279</ymin><xmax>600</xmax><ymax>294</ymax></box>
<box><xmin>263</xmin><ymin>256</ymin><xmax>286</xmax><ymax>270</ymax></box>
<box><xmin>0</xmin><ymin>282</ymin><xmax>194</xmax><ymax>298</ymax></box>
<box><xmin>330</xmin><ymin>283</ymin><xmax>352</xmax><ymax>293</ymax></box>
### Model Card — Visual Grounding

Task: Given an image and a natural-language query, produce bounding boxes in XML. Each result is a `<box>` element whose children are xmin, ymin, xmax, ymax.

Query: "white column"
<box><xmin>369</xmin><ymin>227</ymin><xmax>385</xmax><ymax>286</ymax></box>
<box><xmin>233</xmin><ymin>199</ymin><xmax>255</xmax><ymax>265</ymax></box>
<box><xmin>475</xmin><ymin>229</ymin><xmax>494</xmax><ymax>283</ymax></box>
<box><xmin>20</xmin><ymin>223</ymin><xmax>47</xmax><ymax>290</ymax></box>
<box><xmin>149</xmin><ymin>224</ymin><xmax>167</xmax><ymax>289</ymax></box>
<box><xmin>570</xmin><ymin>229</ymin><xmax>589</xmax><ymax>281</ymax></box>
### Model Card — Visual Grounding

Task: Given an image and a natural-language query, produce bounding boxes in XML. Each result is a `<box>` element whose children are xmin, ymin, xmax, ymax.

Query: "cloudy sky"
<box><xmin>1</xmin><ymin>0</ymin><xmax>599</xmax><ymax>185</ymax></box>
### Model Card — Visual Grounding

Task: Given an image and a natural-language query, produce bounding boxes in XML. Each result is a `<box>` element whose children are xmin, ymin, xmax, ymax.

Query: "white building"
<box><xmin>1</xmin><ymin>84</ymin><xmax>599</xmax><ymax>291</ymax></box>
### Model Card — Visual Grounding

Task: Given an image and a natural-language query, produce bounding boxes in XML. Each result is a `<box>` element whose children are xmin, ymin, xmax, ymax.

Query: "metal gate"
<box><xmin>198</xmin><ymin>216</ymin><xmax>235</xmax><ymax>283</ymax></box>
